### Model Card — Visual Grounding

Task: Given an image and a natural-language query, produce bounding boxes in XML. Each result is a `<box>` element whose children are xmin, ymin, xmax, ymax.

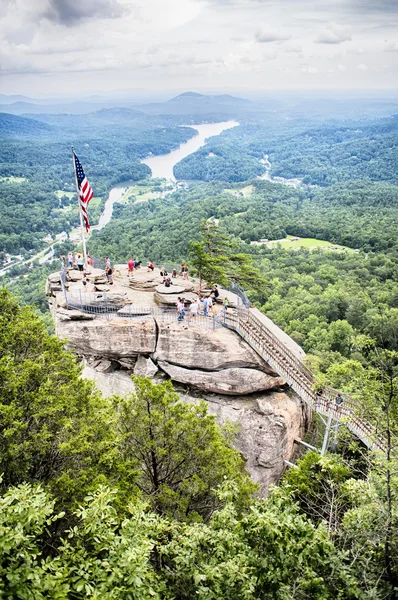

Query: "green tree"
<box><xmin>188</xmin><ymin>220</ymin><xmax>264</xmax><ymax>291</ymax></box>
<box><xmin>114</xmin><ymin>376</ymin><xmax>256</xmax><ymax>521</ymax></box>
<box><xmin>0</xmin><ymin>289</ymin><xmax>113</xmax><ymax>509</ymax></box>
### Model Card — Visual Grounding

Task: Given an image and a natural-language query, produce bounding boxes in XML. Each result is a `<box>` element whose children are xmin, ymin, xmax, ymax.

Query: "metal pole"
<box><xmin>321</xmin><ymin>412</ymin><xmax>333</xmax><ymax>455</ymax></box>
<box><xmin>72</xmin><ymin>147</ymin><xmax>88</xmax><ymax>269</ymax></box>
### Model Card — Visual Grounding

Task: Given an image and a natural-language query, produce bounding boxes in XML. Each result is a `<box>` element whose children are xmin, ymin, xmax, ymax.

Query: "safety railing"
<box><xmin>223</xmin><ymin>307</ymin><xmax>387</xmax><ymax>452</ymax></box>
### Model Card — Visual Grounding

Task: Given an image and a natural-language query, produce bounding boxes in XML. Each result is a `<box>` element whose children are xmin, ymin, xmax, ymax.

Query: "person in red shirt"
<box><xmin>147</xmin><ymin>261</ymin><xmax>155</xmax><ymax>272</ymax></box>
<box><xmin>128</xmin><ymin>258</ymin><xmax>135</xmax><ymax>274</ymax></box>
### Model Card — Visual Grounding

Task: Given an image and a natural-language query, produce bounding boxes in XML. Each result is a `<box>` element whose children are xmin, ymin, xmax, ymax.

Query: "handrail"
<box><xmin>223</xmin><ymin>308</ymin><xmax>386</xmax><ymax>452</ymax></box>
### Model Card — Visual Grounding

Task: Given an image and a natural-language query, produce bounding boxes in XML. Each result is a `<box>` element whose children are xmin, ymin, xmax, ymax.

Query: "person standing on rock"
<box><xmin>76</xmin><ymin>253</ymin><xmax>84</xmax><ymax>274</ymax></box>
<box><xmin>203</xmin><ymin>296</ymin><xmax>209</xmax><ymax>317</ymax></box>
<box><xmin>67</xmin><ymin>252</ymin><xmax>74</xmax><ymax>269</ymax></box>
<box><xmin>190</xmin><ymin>299</ymin><xmax>198</xmax><ymax>320</ymax></box>
<box><xmin>128</xmin><ymin>258</ymin><xmax>135</xmax><ymax>275</ymax></box>
<box><xmin>183</xmin><ymin>265</ymin><xmax>189</xmax><ymax>280</ymax></box>
<box><xmin>106</xmin><ymin>265</ymin><xmax>113</xmax><ymax>285</ymax></box>
<box><xmin>172</xmin><ymin>268</ymin><xmax>177</xmax><ymax>278</ymax></box>
<box><xmin>177</xmin><ymin>298</ymin><xmax>185</xmax><ymax>321</ymax></box>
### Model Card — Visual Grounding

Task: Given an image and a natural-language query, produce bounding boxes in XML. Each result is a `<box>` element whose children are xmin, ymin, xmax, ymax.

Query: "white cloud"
<box><xmin>384</xmin><ymin>41</ymin><xmax>398</xmax><ymax>52</ymax></box>
<box><xmin>255</xmin><ymin>27</ymin><xmax>291</xmax><ymax>43</ymax></box>
<box><xmin>315</xmin><ymin>23</ymin><xmax>352</xmax><ymax>44</ymax></box>
<box><xmin>337</xmin><ymin>64</ymin><xmax>346</xmax><ymax>71</ymax></box>
<box><xmin>357</xmin><ymin>63</ymin><xmax>368</xmax><ymax>70</ymax></box>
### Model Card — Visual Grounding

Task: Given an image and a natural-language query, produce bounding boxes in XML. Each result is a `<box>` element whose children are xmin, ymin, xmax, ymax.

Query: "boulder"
<box><xmin>153</xmin><ymin>321</ymin><xmax>276</xmax><ymax>372</ymax></box>
<box><xmin>134</xmin><ymin>356</ymin><xmax>158</xmax><ymax>378</ymax></box>
<box><xmin>57</xmin><ymin>308</ymin><xmax>95</xmax><ymax>321</ymax></box>
<box><xmin>154</xmin><ymin>291</ymin><xmax>197</xmax><ymax>307</ymax></box>
<box><xmin>158</xmin><ymin>361</ymin><xmax>284</xmax><ymax>395</ymax></box>
<box><xmin>57</xmin><ymin>317</ymin><xmax>157</xmax><ymax>357</ymax></box>
<box><xmin>93</xmin><ymin>359</ymin><xmax>116</xmax><ymax>373</ymax></box>
<box><xmin>155</xmin><ymin>284</ymin><xmax>185</xmax><ymax>294</ymax></box>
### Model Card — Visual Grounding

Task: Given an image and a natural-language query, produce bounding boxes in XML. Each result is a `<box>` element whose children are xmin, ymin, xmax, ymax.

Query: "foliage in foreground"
<box><xmin>0</xmin><ymin>482</ymin><xmax>361</xmax><ymax>600</ymax></box>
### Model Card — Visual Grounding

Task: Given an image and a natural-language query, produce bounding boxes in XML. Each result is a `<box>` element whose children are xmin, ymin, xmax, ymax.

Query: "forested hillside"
<box><xmin>0</xmin><ymin>112</ymin><xmax>196</xmax><ymax>254</ymax></box>
<box><xmin>174</xmin><ymin>115</ymin><xmax>398</xmax><ymax>185</ymax></box>
<box><xmin>1</xmin><ymin>288</ymin><xmax>397</xmax><ymax>598</ymax></box>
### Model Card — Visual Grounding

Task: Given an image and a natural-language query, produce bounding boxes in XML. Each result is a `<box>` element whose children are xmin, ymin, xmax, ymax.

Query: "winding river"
<box><xmin>97</xmin><ymin>120</ymin><xmax>238</xmax><ymax>229</ymax></box>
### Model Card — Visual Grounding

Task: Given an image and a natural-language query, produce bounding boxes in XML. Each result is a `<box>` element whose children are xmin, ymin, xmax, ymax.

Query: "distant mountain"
<box><xmin>0</xmin><ymin>94</ymin><xmax>39</xmax><ymax>105</ymax></box>
<box><xmin>90</xmin><ymin>107</ymin><xmax>144</xmax><ymax>122</ymax></box>
<box><xmin>136</xmin><ymin>92</ymin><xmax>253</xmax><ymax>115</ymax></box>
<box><xmin>3</xmin><ymin>100</ymin><xmax>118</xmax><ymax>115</ymax></box>
<box><xmin>0</xmin><ymin>112</ymin><xmax>52</xmax><ymax>137</ymax></box>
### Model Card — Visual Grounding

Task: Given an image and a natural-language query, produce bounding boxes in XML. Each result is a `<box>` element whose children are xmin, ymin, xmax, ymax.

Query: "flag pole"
<box><xmin>72</xmin><ymin>146</ymin><xmax>88</xmax><ymax>269</ymax></box>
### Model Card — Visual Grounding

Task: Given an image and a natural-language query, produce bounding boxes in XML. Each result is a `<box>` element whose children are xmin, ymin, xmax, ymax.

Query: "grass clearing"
<box><xmin>55</xmin><ymin>190</ymin><xmax>75</xmax><ymax>199</ymax></box>
<box><xmin>224</xmin><ymin>185</ymin><xmax>254</xmax><ymax>197</ymax></box>
<box><xmin>0</xmin><ymin>176</ymin><xmax>26</xmax><ymax>184</ymax></box>
<box><xmin>265</xmin><ymin>235</ymin><xmax>355</xmax><ymax>252</ymax></box>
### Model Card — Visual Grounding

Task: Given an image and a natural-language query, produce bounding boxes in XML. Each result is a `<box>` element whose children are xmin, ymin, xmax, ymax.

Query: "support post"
<box><xmin>321</xmin><ymin>412</ymin><xmax>333</xmax><ymax>455</ymax></box>
<box><xmin>72</xmin><ymin>147</ymin><xmax>88</xmax><ymax>269</ymax></box>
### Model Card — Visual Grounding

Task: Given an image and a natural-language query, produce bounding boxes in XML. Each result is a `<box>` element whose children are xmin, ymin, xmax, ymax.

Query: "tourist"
<box><xmin>87</xmin><ymin>254</ymin><xmax>94</xmax><ymax>267</ymax></box>
<box><xmin>172</xmin><ymin>268</ymin><xmax>177</xmax><ymax>278</ymax></box>
<box><xmin>82</xmin><ymin>276</ymin><xmax>88</xmax><ymax>291</ymax></box>
<box><xmin>105</xmin><ymin>256</ymin><xmax>111</xmax><ymax>268</ymax></box>
<box><xmin>183</xmin><ymin>265</ymin><xmax>189</xmax><ymax>280</ymax></box>
<box><xmin>160</xmin><ymin>266</ymin><xmax>168</xmax><ymax>277</ymax></box>
<box><xmin>203</xmin><ymin>296</ymin><xmax>209</xmax><ymax>317</ymax></box>
<box><xmin>67</xmin><ymin>252</ymin><xmax>73</xmax><ymax>268</ymax></box>
<box><xmin>147</xmin><ymin>261</ymin><xmax>155</xmax><ymax>272</ymax></box>
<box><xmin>211</xmin><ymin>284</ymin><xmax>220</xmax><ymax>300</ymax></box>
<box><xmin>128</xmin><ymin>258</ymin><xmax>135</xmax><ymax>274</ymax></box>
<box><xmin>165</xmin><ymin>277</ymin><xmax>172</xmax><ymax>288</ymax></box>
<box><xmin>106</xmin><ymin>265</ymin><xmax>113</xmax><ymax>284</ymax></box>
<box><xmin>335</xmin><ymin>393</ymin><xmax>344</xmax><ymax>411</ymax></box>
<box><xmin>179</xmin><ymin>263</ymin><xmax>185</xmax><ymax>277</ymax></box>
<box><xmin>133</xmin><ymin>259</ymin><xmax>141</xmax><ymax>269</ymax></box>
<box><xmin>222</xmin><ymin>297</ymin><xmax>229</xmax><ymax>313</ymax></box>
<box><xmin>76</xmin><ymin>253</ymin><xmax>84</xmax><ymax>273</ymax></box>
<box><xmin>190</xmin><ymin>299</ymin><xmax>198</xmax><ymax>319</ymax></box>
<box><xmin>177</xmin><ymin>298</ymin><xmax>185</xmax><ymax>321</ymax></box>
<box><xmin>198</xmin><ymin>295</ymin><xmax>204</xmax><ymax>314</ymax></box>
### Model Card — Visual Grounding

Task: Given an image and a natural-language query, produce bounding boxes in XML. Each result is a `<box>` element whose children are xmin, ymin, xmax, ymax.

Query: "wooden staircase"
<box><xmin>222</xmin><ymin>308</ymin><xmax>386</xmax><ymax>452</ymax></box>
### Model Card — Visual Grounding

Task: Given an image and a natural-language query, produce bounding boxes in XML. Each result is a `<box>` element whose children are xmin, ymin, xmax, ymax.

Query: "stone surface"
<box><xmin>158</xmin><ymin>361</ymin><xmax>284</xmax><ymax>395</ymax></box>
<box><xmin>57</xmin><ymin>308</ymin><xmax>95</xmax><ymax>321</ymax></box>
<box><xmin>156</xmin><ymin>284</ymin><xmax>185</xmax><ymax>294</ymax></box>
<box><xmin>93</xmin><ymin>359</ymin><xmax>115</xmax><ymax>373</ymax></box>
<box><xmin>153</xmin><ymin>321</ymin><xmax>276</xmax><ymax>372</ymax></box>
<box><xmin>179</xmin><ymin>389</ymin><xmax>309</xmax><ymax>495</ymax></box>
<box><xmin>134</xmin><ymin>355</ymin><xmax>159</xmax><ymax>378</ymax></box>
<box><xmin>154</xmin><ymin>291</ymin><xmax>197</xmax><ymax>307</ymax></box>
<box><xmin>82</xmin><ymin>364</ymin><xmax>136</xmax><ymax>397</ymax></box>
<box><xmin>57</xmin><ymin>317</ymin><xmax>157</xmax><ymax>357</ymax></box>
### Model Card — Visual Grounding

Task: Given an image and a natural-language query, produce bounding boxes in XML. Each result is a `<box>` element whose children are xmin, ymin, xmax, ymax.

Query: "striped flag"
<box><xmin>73</xmin><ymin>151</ymin><xmax>94</xmax><ymax>232</ymax></box>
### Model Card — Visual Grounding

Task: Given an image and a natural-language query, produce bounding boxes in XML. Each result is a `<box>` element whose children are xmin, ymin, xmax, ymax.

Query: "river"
<box><xmin>141</xmin><ymin>120</ymin><xmax>238</xmax><ymax>181</ymax></box>
<box><xmin>97</xmin><ymin>120</ymin><xmax>239</xmax><ymax>229</ymax></box>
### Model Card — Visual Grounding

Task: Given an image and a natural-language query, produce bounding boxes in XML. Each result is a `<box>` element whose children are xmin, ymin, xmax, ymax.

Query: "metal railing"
<box><xmin>223</xmin><ymin>307</ymin><xmax>386</xmax><ymax>452</ymax></box>
<box><xmin>65</xmin><ymin>293</ymin><xmax>221</xmax><ymax>330</ymax></box>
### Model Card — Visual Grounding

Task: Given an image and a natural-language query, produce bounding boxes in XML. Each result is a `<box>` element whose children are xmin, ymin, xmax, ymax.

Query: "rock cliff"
<box><xmin>47</xmin><ymin>266</ymin><xmax>309</xmax><ymax>494</ymax></box>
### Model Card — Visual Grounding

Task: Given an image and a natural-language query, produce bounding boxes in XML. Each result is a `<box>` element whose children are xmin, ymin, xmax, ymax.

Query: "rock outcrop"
<box><xmin>48</xmin><ymin>266</ymin><xmax>309</xmax><ymax>496</ymax></box>
<box><xmin>153</xmin><ymin>322</ymin><xmax>276</xmax><ymax>372</ymax></box>
<box><xmin>57</xmin><ymin>317</ymin><xmax>157</xmax><ymax>357</ymax></box>
<box><xmin>158</xmin><ymin>361</ymin><xmax>284</xmax><ymax>395</ymax></box>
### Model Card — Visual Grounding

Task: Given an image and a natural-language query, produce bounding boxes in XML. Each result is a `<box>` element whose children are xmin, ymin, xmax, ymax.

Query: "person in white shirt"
<box><xmin>190</xmin><ymin>300</ymin><xmax>198</xmax><ymax>319</ymax></box>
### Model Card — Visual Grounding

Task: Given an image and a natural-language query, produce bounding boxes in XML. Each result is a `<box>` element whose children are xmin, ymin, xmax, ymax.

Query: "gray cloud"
<box><xmin>44</xmin><ymin>0</ymin><xmax>126</xmax><ymax>26</ymax></box>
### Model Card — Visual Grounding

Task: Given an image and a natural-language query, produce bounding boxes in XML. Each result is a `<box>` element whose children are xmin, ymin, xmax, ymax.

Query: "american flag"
<box><xmin>73</xmin><ymin>151</ymin><xmax>94</xmax><ymax>232</ymax></box>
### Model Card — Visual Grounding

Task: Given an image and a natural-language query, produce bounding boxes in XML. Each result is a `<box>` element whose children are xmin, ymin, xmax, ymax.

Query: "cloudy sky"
<box><xmin>1</xmin><ymin>0</ymin><xmax>398</xmax><ymax>98</ymax></box>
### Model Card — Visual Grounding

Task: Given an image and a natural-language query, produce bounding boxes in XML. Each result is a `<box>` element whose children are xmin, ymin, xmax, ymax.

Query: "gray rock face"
<box><xmin>179</xmin><ymin>389</ymin><xmax>308</xmax><ymax>495</ymax></box>
<box><xmin>158</xmin><ymin>361</ymin><xmax>284</xmax><ymax>395</ymax></box>
<box><xmin>134</xmin><ymin>356</ymin><xmax>158</xmax><ymax>378</ymax></box>
<box><xmin>57</xmin><ymin>318</ymin><xmax>157</xmax><ymax>357</ymax></box>
<box><xmin>153</xmin><ymin>322</ymin><xmax>275</xmax><ymax>372</ymax></box>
